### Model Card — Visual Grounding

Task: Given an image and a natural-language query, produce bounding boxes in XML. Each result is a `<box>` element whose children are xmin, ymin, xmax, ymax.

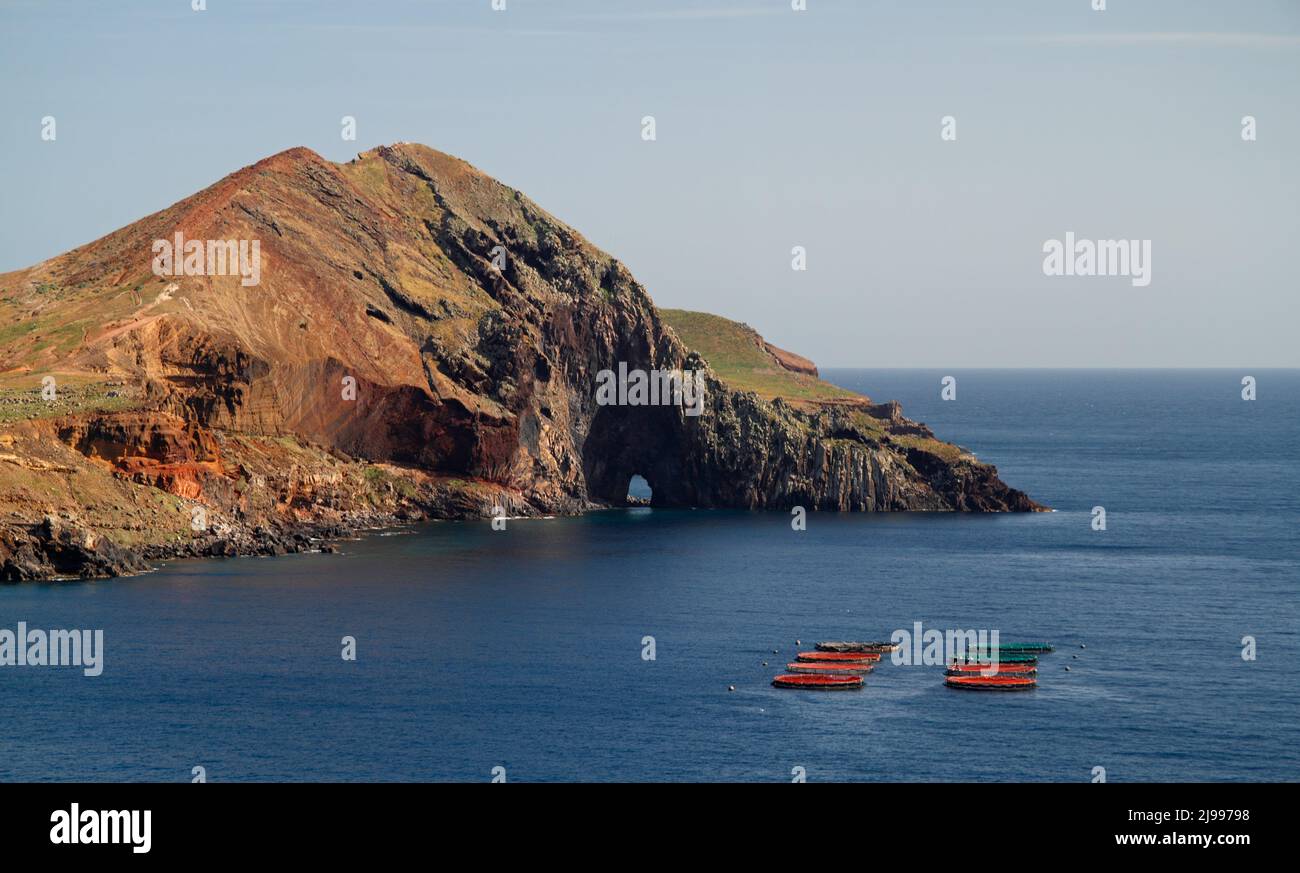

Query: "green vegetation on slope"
<box><xmin>0</xmin><ymin>375</ymin><xmax>139</xmax><ymax>424</ymax></box>
<box><xmin>659</xmin><ymin>309</ymin><xmax>861</xmax><ymax>404</ymax></box>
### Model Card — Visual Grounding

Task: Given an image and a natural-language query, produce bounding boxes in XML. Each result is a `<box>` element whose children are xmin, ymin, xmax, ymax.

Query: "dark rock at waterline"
<box><xmin>1</xmin><ymin>516</ymin><xmax>352</xmax><ymax>583</ymax></box>
<box><xmin>0</xmin><ymin>516</ymin><xmax>151</xmax><ymax>581</ymax></box>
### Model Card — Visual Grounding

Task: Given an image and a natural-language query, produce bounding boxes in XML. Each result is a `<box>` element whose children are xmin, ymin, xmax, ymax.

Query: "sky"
<box><xmin>1</xmin><ymin>0</ymin><xmax>1297</xmax><ymax>367</ymax></box>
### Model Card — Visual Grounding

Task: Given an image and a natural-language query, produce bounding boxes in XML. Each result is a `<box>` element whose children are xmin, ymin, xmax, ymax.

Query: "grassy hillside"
<box><xmin>660</xmin><ymin>309</ymin><xmax>862</xmax><ymax>405</ymax></box>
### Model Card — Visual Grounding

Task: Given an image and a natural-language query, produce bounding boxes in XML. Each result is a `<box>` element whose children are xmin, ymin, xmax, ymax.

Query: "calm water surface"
<box><xmin>2</xmin><ymin>370</ymin><xmax>1297</xmax><ymax>781</ymax></box>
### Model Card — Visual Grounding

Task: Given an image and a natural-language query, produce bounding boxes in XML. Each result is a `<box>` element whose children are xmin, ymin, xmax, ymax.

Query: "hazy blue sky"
<box><xmin>2</xmin><ymin>0</ymin><xmax>1297</xmax><ymax>366</ymax></box>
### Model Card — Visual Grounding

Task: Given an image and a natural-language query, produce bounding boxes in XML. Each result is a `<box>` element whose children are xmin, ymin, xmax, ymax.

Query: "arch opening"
<box><xmin>626</xmin><ymin>474</ymin><xmax>652</xmax><ymax>506</ymax></box>
<box><xmin>582</xmin><ymin>403</ymin><xmax>687</xmax><ymax>507</ymax></box>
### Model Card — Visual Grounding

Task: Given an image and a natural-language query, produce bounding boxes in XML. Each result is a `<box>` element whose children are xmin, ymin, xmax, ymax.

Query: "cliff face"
<box><xmin>0</xmin><ymin>143</ymin><xmax>1039</xmax><ymax>580</ymax></box>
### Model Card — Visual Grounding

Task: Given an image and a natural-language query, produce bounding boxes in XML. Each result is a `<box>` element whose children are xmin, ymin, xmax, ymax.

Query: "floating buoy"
<box><xmin>1064</xmin><ymin>667</ymin><xmax>1071</xmax><ymax>672</ymax></box>
<box><xmin>1080</xmin><ymin>644</ymin><xmax>1086</xmax><ymax>649</ymax></box>
<box><xmin>945</xmin><ymin>675</ymin><xmax>1037</xmax><ymax>691</ymax></box>
<box><xmin>728</xmin><ymin>685</ymin><xmax>736</xmax><ymax>691</ymax></box>
<box><xmin>795</xmin><ymin>639</ymin><xmax>801</xmax><ymax>645</ymax></box>
<box><xmin>772</xmin><ymin>673</ymin><xmax>863</xmax><ymax>690</ymax></box>
<box><xmin>761</xmin><ymin>661</ymin><xmax>768</xmax><ymax>667</ymax></box>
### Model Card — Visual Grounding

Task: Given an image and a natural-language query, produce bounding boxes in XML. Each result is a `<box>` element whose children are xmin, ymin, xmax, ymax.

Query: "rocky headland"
<box><xmin>0</xmin><ymin>143</ymin><xmax>1041</xmax><ymax>581</ymax></box>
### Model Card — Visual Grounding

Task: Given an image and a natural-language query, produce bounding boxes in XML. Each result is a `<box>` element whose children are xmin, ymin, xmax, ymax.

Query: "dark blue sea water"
<box><xmin>2</xmin><ymin>370</ymin><xmax>1298</xmax><ymax>782</ymax></box>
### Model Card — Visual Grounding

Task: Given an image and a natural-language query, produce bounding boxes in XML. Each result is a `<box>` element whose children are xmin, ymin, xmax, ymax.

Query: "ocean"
<box><xmin>2</xmin><ymin>370</ymin><xmax>1297</xmax><ymax>782</ymax></box>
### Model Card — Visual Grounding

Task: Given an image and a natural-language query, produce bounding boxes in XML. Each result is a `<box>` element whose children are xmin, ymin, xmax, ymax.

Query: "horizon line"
<box><xmin>817</xmin><ymin>365</ymin><xmax>1300</xmax><ymax>371</ymax></box>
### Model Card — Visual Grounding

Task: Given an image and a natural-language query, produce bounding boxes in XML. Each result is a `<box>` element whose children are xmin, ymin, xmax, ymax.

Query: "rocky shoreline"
<box><xmin>0</xmin><ymin>514</ymin><xmax>347</xmax><ymax>582</ymax></box>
